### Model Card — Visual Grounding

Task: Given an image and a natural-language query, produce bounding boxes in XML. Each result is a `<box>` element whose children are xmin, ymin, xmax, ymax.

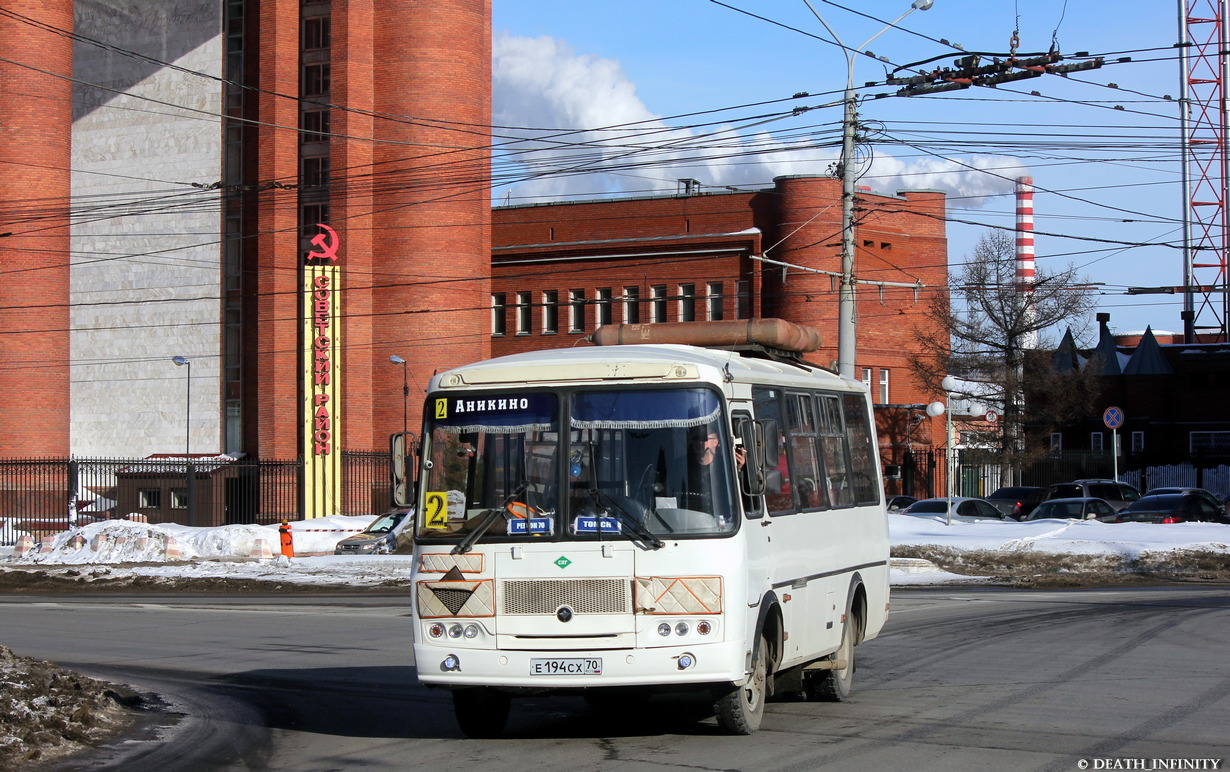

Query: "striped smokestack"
<box><xmin>1016</xmin><ymin>176</ymin><xmax>1038</xmax><ymax>348</ymax></box>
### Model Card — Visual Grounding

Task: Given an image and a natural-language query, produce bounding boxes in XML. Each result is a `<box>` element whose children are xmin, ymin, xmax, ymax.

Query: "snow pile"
<box><xmin>0</xmin><ymin>645</ymin><xmax>134</xmax><ymax>768</ymax></box>
<box><xmin>11</xmin><ymin>516</ymin><xmax>374</xmax><ymax>564</ymax></box>
<box><xmin>889</xmin><ymin>513</ymin><xmax>1230</xmax><ymax>558</ymax></box>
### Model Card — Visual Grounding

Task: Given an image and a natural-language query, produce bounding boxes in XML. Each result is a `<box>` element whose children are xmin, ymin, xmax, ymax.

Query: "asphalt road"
<box><xmin>5</xmin><ymin>586</ymin><xmax>1230</xmax><ymax>772</ymax></box>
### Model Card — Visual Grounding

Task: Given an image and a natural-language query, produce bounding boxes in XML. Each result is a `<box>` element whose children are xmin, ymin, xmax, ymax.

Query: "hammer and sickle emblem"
<box><xmin>307</xmin><ymin>223</ymin><xmax>340</xmax><ymax>261</ymax></box>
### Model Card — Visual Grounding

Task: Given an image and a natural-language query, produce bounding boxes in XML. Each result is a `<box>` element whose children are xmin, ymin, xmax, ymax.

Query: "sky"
<box><xmin>491</xmin><ymin>0</ymin><xmax>1202</xmax><ymax>341</ymax></box>
<box><xmin>4</xmin><ymin>513</ymin><xmax>1229</xmax><ymax>587</ymax></box>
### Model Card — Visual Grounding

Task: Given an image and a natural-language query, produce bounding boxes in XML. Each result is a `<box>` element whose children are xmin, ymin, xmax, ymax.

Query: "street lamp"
<box><xmin>928</xmin><ymin>375</ymin><xmax>986</xmax><ymax>525</ymax></box>
<box><xmin>805</xmin><ymin>0</ymin><xmax>934</xmax><ymax>379</ymax></box>
<box><xmin>389</xmin><ymin>355</ymin><xmax>408</xmax><ymax>435</ymax></box>
<box><xmin>171</xmin><ymin>356</ymin><xmax>190</xmax><ymax>458</ymax></box>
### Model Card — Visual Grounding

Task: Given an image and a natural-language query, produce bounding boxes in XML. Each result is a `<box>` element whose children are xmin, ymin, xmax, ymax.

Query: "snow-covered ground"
<box><xmin>2</xmin><ymin>512</ymin><xmax>1228</xmax><ymax>588</ymax></box>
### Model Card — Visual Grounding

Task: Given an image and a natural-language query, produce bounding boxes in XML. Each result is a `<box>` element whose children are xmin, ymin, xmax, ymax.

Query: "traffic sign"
<box><xmin>984</xmin><ymin>410</ymin><xmax>999</xmax><ymax>424</ymax></box>
<box><xmin>1102</xmin><ymin>406</ymin><xmax>1124</xmax><ymax>429</ymax></box>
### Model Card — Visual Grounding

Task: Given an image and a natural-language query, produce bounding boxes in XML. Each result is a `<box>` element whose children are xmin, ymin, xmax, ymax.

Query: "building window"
<box><xmin>678</xmin><ymin>284</ymin><xmax>695</xmax><ymax>322</ymax></box>
<box><xmin>139</xmin><ymin>489</ymin><xmax>161</xmax><ymax>508</ymax></box>
<box><xmin>302</xmin><ymin>110</ymin><xmax>330</xmax><ymax>143</ymax></box>
<box><xmin>303</xmin><ymin>16</ymin><xmax>330</xmax><ymax>50</ymax></box>
<box><xmin>303</xmin><ymin>63</ymin><xmax>330</xmax><ymax>96</ymax></box>
<box><xmin>736</xmin><ymin>280</ymin><xmax>751</xmax><ymax>319</ymax></box>
<box><xmin>707</xmin><ymin>282</ymin><xmax>724</xmax><ymax>321</ymax></box>
<box><xmin>878</xmin><ymin>369</ymin><xmax>889</xmax><ymax>404</ymax></box>
<box><xmin>1091</xmin><ymin>432</ymin><xmax>1104</xmax><ymax>452</ymax></box>
<box><xmin>650</xmin><ymin>285</ymin><xmax>667</xmax><ymax>323</ymax></box>
<box><xmin>1191</xmin><ymin>431</ymin><xmax>1230</xmax><ymax>454</ymax></box>
<box><xmin>1131</xmin><ymin>431</ymin><xmax>1144</xmax><ymax>454</ymax></box>
<box><xmin>542</xmin><ymin>290</ymin><xmax>558</xmax><ymax>334</ymax></box>
<box><xmin>623</xmin><ymin>287</ymin><xmax>640</xmax><ymax>323</ymax></box>
<box><xmin>491</xmin><ymin>293</ymin><xmax>506</xmax><ymax>337</ymax></box>
<box><xmin>569</xmin><ymin>289</ymin><xmax>586</xmax><ymax>333</ymax></box>
<box><xmin>596</xmin><ymin>288</ymin><xmax>612</xmax><ymax>327</ymax></box>
<box><xmin>516</xmin><ymin>291</ymin><xmax>531</xmax><ymax>335</ymax></box>
<box><xmin>302</xmin><ymin>156</ymin><xmax>329</xmax><ymax>188</ymax></box>
<box><xmin>171</xmin><ymin>489</ymin><xmax>188</xmax><ymax>509</ymax></box>
<box><xmin>861</xmin><ymin>368</ymin><xmax>872</xmax><ymax>391</ymax></box>
<box><xmin>1050</xmin><ymin>433</ymin><xmax>1063</xmax><ymax>452</ymax></box>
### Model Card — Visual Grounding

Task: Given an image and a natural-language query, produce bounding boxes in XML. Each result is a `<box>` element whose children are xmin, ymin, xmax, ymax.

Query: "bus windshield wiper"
<box><xmin>452</xmin><ymin>480</ymin><xmax>529</xmax><ymax>555</ymax></box>
<box><xmin>590</xmin><ymin>488</ymin><xmax>664</xmax><ymax>550</ymax></box>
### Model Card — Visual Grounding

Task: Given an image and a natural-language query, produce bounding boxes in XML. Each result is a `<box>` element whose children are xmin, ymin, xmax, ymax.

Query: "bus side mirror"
<box><xmin>390</xmin><ymin>431</ymin><xmax>417</xmax><ymax>508</ymax></box>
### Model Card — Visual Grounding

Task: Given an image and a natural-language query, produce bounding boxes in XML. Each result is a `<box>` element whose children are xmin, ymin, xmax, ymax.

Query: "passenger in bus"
<box><xmin>680</xmin><ymin>425</ymin><xmax>744</xmax><ymax>514</ymax></box>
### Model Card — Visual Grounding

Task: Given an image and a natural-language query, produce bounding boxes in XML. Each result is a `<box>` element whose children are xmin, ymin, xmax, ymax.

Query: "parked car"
<box><xmin>984</xmin><ymin>486</ymin><xmax>1046</xmax><ymax>520</ymax></box>
<box><xmin>334</xmin><ymin>507</ymin><xmax>413</xmax><ymax>555</ymax></box>
<box><xmin>1112</xmin><ymin>493</ymin><xmax>1230</xmax><ymax>524</ymax></box>
<box><xmin>898</xmin><ymin>497</ymin><xmax>1006</xmax><ymax>521</ymax></box>
<box><xmin>1022</xmin><ymin>497</ymin><xmax>1117</xmax><ymax>522</ymax></box>
<box><xmin>1045</xmin><ymin>479</ymin><xmax>1141</xmax><ymax>512</ymax></box>
<box><xmin>1144</xmin><ymin>487</ymin><xmax>1227</xmax><ymax>515</ymax></box>
<box><xmin>886</xmin><ymin>495</ymin><xmax>919</xmax><ymax>513</ymax></box>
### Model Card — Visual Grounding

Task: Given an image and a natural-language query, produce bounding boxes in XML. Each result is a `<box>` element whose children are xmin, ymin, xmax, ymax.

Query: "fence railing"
<box><xmin>0</xmin><ymin>452</ymin><xmax>392</xmax><ymax>537</ymax></box>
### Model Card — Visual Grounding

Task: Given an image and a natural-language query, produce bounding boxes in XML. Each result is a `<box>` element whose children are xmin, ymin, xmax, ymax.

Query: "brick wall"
<box><xmin>0</xmin><ymin>0</ymin><xmax>74</xmax><ymax>456</ymax></box>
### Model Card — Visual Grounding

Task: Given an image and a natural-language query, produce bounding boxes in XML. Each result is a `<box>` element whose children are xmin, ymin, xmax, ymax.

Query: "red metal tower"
<box><xmin>1179</xmin><ymin>0</ymin><xmax>1230</xmax><ymax>342</ymax></box>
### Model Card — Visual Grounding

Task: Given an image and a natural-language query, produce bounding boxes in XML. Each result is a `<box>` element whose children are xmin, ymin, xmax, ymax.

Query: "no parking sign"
<box><xmin>1102</xmin><ymin>406</ymin><xmax>1124</xmax><ymax>429</ymax></box>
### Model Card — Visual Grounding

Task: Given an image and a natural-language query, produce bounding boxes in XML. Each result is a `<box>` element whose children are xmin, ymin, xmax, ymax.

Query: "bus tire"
<box><xmin>452</xmin><ymin>687</ymin><xmax>511</xmax><ymax>738</ymax></box>
<box><xmin>714</xmin><ymin>633</ymin><xmax>768</xmax><ymax>734</ymax></box>
<box><xmin>810</xmin><ymin>609</ymin><xmax>855</xmax><ymax>702</ymax></box>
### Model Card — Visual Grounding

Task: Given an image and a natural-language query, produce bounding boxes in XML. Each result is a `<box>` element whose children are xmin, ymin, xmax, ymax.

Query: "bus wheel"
<box><xmin>452</xmin><ymin>687</ymin><xmax>511</xmax><ymax>738</ymax></box>
<box><xmin>809</xmin><ymin>613</ymin><xmax>855</xmax><ymax>702</ymax></box>
<box><xmin>714</xmin><ymin>633</ymin><xmax>767</xmax><ymax>734</ymax></box>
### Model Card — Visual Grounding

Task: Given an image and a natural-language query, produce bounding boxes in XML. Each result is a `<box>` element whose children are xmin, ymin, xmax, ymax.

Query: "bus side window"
<box><xmin>753</xmin><ymin>387</ymin><xmax>794</xmax><ymax>514</ymax></box>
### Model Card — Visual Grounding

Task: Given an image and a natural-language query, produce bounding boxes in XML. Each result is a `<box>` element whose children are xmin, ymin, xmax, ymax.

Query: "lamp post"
<box><xmin>389</xmin><ymin>355</ymin><xmax>408</xmax><ymax>435</ymax></box>
<box><xmin>928</xmin><ymin>375</ymin><xmax>986</xmax><ymax>525</ymax></box>
<box><xmin>805</xmin><ymin>0</ymin><xmax>934</xmax><ymax>379</ymax></box>
<box><xmin>171</xmin><ymin>356</ymin><xmax>190</xmax><ymax>457</ymax></box>
<box><xmin>172</xmin><ymin>355</ymin><xmax>195</xmax><ymax>527</ymax></box>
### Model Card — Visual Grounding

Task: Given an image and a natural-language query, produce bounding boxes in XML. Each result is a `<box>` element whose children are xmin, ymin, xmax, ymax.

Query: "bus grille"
<box><xmin>502</xmin><ymin>579</ymin><xmax>629</xmax><ymax>615</ymax></box>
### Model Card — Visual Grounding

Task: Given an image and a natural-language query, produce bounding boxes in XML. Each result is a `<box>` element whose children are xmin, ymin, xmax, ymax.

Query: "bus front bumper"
<box><xmin>415</xmin><ymin>640</ymin><xmax>748</xmax><ymax>690</ymax></box>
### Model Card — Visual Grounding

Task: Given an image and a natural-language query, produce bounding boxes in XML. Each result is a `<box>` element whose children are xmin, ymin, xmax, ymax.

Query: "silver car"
<box><xmin>334</xmin><ymin>508</ymin><xmax>413</xmax><ymax>555</ymax></box>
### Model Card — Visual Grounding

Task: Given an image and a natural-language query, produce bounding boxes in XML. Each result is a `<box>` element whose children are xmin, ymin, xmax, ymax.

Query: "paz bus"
<box><xmin>403</xmin><ymin>319</ymin><xmax>890</xmax><ymax>736</ymax></box>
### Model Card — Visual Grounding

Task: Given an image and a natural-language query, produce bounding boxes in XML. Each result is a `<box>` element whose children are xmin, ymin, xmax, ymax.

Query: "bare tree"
<box><xmin>910</xmin><ymin>229</ymin><xmax>1100</xmax><ymax>483</ymax></box>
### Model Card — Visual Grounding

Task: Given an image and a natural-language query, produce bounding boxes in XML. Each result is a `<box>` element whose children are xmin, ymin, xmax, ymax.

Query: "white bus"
<box><xmin>406</xmin><ymin>320</ymin><xmax>889</xmax><ymax>736</ymax></box>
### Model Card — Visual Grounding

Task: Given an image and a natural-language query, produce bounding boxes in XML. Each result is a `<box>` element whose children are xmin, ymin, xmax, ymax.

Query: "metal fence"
<box><xmin>0</xmin><ymin>452</ymin><xmax>392</xmax><ymax>537</ymax></box>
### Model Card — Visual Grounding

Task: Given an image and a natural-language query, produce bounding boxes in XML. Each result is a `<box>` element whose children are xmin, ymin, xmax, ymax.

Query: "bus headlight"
<box><xmin>657</xmin><ymin>622</ymin><xmax>672</xmax><ymax>637</ymax></box>
<box><xmin>675</xmin><ymin>622</ymin><xmax>690</xmax><ymax>636</ymax></box>
<box><xmin>448</xmin><ymin>624</ymin><xmax>464</xmax><ymax>639</ymax></box>
<box><xmin>464</xmin><ymin>624</ymin><xmax>480</xmax><ymax>639</ymax></box>
<box><xmin>677</xmin><ymin>652</ymin><xmax>696</xmax><ymax>670</ymax></box>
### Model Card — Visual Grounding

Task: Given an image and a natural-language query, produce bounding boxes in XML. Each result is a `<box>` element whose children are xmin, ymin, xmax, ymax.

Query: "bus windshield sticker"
<box><xmin>574</xmin><ymin>516</ymin><xmax>622</xmax><ymax>534</ymax></box>
<box><xmin>571</xmin><ymin>388</ymin><xmax>720</xmax><ymax>429</ymax></box>
<box><xmin>655</xmin><ymin>497</ymin><xmax>679</xmax><ymax>510</ymax></box>
<box><xmin>423</xmin><ymin>492</ymin><xmax>449</xmax><ymax>530</ymax></box>
<box><xmin>507</xmin><ymin>517</ymin><xmax>552</xmax><ymax>535</ymax></box>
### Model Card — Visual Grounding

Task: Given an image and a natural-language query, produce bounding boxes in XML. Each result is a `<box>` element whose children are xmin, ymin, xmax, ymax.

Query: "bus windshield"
<box><xmin>417</xmin><ymin>387</ymin><xmax>738</xmax><ymax>544</ymax></box>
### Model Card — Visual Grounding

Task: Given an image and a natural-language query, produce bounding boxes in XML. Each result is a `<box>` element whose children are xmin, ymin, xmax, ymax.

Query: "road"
<box><xmin>5</xmin><ymin>586</ymin><xmax>1230</xmax><ymax>772</ymax></box>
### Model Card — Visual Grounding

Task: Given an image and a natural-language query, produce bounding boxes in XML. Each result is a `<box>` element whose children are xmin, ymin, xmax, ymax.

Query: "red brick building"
<box><xmin>490</xmin><ymin>175</ymin><xmax>950</xmax><ymax>480</ymax></box>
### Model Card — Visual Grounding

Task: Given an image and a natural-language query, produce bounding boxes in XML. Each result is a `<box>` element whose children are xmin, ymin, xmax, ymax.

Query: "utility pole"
<box><xmin>807</xmin><ymin>0</ymin><xmax>934</xmax><ymax>380</ymax></box>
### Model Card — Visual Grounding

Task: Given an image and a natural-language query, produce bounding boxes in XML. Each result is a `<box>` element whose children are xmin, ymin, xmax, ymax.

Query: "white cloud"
<box><xmin>492</xmin><ymin>33</ymin><xmax>1028</xmax><ymax>207</ymax></box>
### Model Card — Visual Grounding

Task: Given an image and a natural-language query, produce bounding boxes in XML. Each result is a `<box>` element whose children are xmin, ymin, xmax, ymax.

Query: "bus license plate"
<box><xmin>529</xmin><ymin>658</ymin><xmax>602</xmax><ymax>675</ymax></box>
